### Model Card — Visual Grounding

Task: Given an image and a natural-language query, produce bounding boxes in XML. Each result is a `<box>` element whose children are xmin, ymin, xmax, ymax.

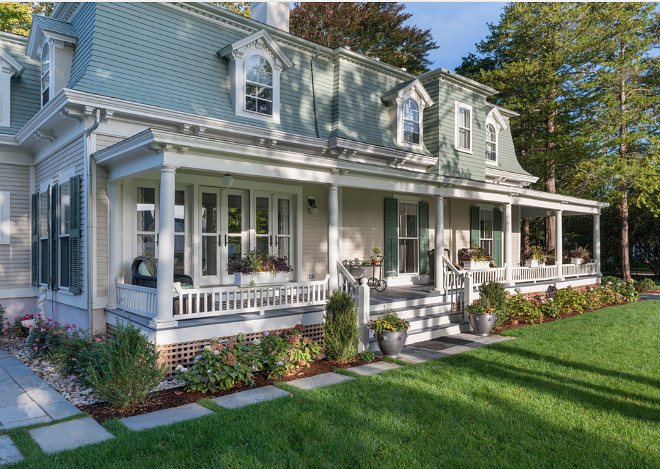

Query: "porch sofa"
<box><xmin>131</xmin><ymin>257</ymin><xmax>193</xmax><ymax>288</ymax></box>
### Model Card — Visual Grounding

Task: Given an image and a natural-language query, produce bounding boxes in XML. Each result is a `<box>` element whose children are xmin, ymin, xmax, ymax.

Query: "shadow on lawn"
<box><xmin>493</xmin><ymin>344</ymin><xmax>660</xmax><ymax>390</ymax></box>
<box><xmin>444</xmin><ymin>352</ymin><xmax>660</xmax><ymax>424</ymax></box>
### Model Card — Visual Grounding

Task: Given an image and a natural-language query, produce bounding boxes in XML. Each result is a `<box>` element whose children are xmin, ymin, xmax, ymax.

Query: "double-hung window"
<box><xmin>136</xmin><ymin>187</ymin><xmax>157</xmax><ymax>258</ymax></box>
<box><xmin>41</xmin><ymin>44</ymin><xmax>50</xmax><ymax>106</ymax></box>
<box><xmin>59</xmin><ymin>181</ymin><xmax>70</xmax><ymax>288</ymax></box>
<box><xmin>402</xmin><ymin>98</ymin><xmax>420</xmax><ymax>145</ymax></box>
<box><xmin>479</xmin><ymin>208</ymin><xmax>493</xmax><ymax>256</ymax></box>
<box><xmin>456</xmin><ymin>102</ymin><xmax>472</xmax><ymax>152</ymax></box>
<box><xmin>398</xmin><ymin>202</ymin><xmax>419</xmax><ymax>274</ymax></box>
<box><xmin>486</xmin><ymin>124</ymin><xmax>497</xmax><ymax>162</ymax></box>
<box><xmin>245</xmin><ymin>55</ymin><xmax>273</xmax><ymax>116</ymax></box>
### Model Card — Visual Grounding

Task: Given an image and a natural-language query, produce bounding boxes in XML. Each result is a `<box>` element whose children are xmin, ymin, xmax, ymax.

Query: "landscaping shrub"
<box><xmin>480</xmin><ymin>281</ymin><xmax>508</xmax><ymax>311</ymax></box>
<box><xmin>0</xmin><ymin>304</ymin><xmax>5</xmax><ymax>335</ymax></box>
<box><xmin>505</xmin><ymin>293</ymin><xmax>543</xmax><ymax>324</ymax></box>
<box><xmin>85</xmin><ymin>321</ymin><xmax>166</xmax><ymax>408</ymax></box>
<box><xmin>258</xmin><ymin>325</ymin><xmax>321</xmax><ymax>379</ymax></box>
<box><xmin>634</xmin><ymin>278</ymin><xmax>655</xmax><ymax>294</ymax></box>
<box><xmin>323</xmin><ymin>291</ymin><xmax>359</xmax><ymax>361</ymax></box>
<box><xmin>25</xmin><ymin>317</ymin><xmax>80</xmax><ymax>357</ymax></box>
<box><xmin>4</xmin><ymin>314</ymin><xmax>33</xmax><ymax>338</ymax></box>
<box><xmin>553</xmin><ymin>288</ymin><xmax>588</xmax><ymax>314</ymax></box>
<box><xmin>358</xmin><ymin>350</ymin><xmax>375</xmax><ymax>362</ymax></box>
<box><xmin>609</xmin><ymin>280</ymin><xmax>639</xmax><ymax>302</ymax></box>
<box><xmin>51</xmin><ymin>333</ymin><xmax>105</xmax><ymax>384</ymax></box>
<box><xmin>601</xmin><ymin>275</ymin><xmax>620</xmax><ymax>286</ymax></box>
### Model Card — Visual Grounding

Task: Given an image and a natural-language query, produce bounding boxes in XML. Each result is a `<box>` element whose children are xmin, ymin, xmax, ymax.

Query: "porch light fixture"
<box><xmin>307</xmin><ymin>196</ymin><xmax>319</xmax><ymax>215</ymax></box>
<box><xmin>222</xmin><ymin>174</ymin><xmax>234</xmax><ymax>188</ymax></box>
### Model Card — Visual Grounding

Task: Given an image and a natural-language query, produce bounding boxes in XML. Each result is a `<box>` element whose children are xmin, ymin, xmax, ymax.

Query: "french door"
<box><xmin>199</xmin><ymin>187</ymin><xmax>248</xmax><ymax>285</ymax></box>
<box><xmin>253</xmin><ymin>192</ymin><xmax>293</xmax><ymax>261</ymax></box>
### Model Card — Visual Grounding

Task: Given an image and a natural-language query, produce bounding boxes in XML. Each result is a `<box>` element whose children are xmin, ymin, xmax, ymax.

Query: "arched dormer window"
<box><xmin>486</xmin><ymin>123</ymin><xmax>497</xmax><ymax>162</ymax></box>
<box><xmin>245</xmin><ymin>55</ymin><xmax>273</xmax><ymax>116</ymax></box>
<box><xmin>41</xmin><ymin>43</ymin><xmax>50</xmax><ymax>106</ymax></box>
<box><xmin>403</xmin><ymin>99</ymin><xmax>420</xmax><ymax>144</ymax></box>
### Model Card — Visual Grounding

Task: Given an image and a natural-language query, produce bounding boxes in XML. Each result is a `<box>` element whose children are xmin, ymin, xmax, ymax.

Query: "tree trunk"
<box><xmin>620</xmin><ymin>186</ymin><xmax>631</xmax><ymax>280</ymax></box>
<box><xmin>522</xmin><ymin>218</ymin><xmax>530</xmax><ymax>253</ymax></box>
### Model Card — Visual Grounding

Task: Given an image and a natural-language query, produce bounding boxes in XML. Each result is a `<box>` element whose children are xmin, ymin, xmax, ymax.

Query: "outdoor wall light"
<box><xmin>307</xmin><ymin>196</ymin><xmax>319</xmax><ymax>214</ymax></box>
<box><xmin>222</xmin><ymin>174</ymin><xmax>234</xmax><ymax>188</ymax></box>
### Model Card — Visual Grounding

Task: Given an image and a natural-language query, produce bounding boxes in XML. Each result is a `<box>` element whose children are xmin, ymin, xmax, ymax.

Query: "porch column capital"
<box><xmin>327</xmin><ymin>183</ymin><xmax>339</xmax><ymax>192</ymax></box>
<box><xmin>160</xmin><ymin>164</ymin><xmax>178</xmax><ymax>174</ymax></box>
<box><xmin>108</xmin><ymin>180</ymin><xmax>123</xmax><ymax>188</ymax></box>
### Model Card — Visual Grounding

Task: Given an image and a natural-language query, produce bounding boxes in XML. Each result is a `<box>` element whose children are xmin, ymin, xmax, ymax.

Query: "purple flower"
<box><xmin>263</xmin><ymin>332</ymin><xmax>270</xmax><ymax>337</ymax></box>
<box><xmin>207</xmin><ymin>369</ymin><xmax>212</xmax><ymax>373</ymax></box>
<box><xmin>276</xmin><ymin>361</ymin><xmax>284</xmax><ymax>366</ymax></box>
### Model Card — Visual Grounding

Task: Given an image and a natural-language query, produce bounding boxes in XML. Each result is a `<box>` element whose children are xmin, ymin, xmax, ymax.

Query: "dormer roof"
<box><xmin>382</xmin><ymin>79</ymin><xmax>434</xmax><ymax>108</ymax></box>
<box><xmin>486</xmin><ymin>107</ymin><xmax>508</xmax><ymax>130</ymax></box>
<box><xmin>26</xmin><ymin>16</ymin><xmax>78</xmax><ymax>59</ymax></box>
<box><xmin>218</xmin><ymin>29</ymin><xmax>294</xmax><ymax>71</ymax></box>
<box><xmin>0</xmin><ymin>49</ymin><xmax>24</xmax><ymax>77</ymax></box>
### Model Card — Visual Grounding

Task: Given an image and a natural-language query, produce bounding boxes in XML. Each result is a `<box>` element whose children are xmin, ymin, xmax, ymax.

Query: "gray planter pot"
<box><xmin>374</xmin><ymin>329</ymin><xmax>408</xmax><ymax>358</ymax></box>
<box><xmin>468</xmin><ymin>313</ymin><xmax>497</xmax><ymax>336</ymax></box>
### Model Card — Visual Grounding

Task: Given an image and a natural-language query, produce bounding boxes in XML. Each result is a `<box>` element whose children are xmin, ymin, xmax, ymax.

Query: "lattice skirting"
<box><xmin>154</xmin><ymin>323</ymin><xmax>325</xmax><ymax>376</ymax></box>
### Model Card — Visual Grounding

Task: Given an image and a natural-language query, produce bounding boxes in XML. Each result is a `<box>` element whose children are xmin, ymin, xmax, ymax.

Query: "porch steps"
<box><xmin>368</xmin><ymin>297</ymin><xmax>469</xmax><ymax>352</ymax></box>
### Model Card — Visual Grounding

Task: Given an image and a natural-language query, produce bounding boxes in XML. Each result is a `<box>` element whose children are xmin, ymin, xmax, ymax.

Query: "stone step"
<box><xmin>370</xmin><ymin>303</ymin><xmax>456</xmax><ymax>320</ymax></box>
<box><xmin>370</xmin><ymin>295</ymin><xmax>449</xmax><ymax>311</ymax></box>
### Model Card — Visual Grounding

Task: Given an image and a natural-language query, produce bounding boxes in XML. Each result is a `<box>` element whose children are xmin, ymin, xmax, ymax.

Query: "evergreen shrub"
<box><xmin>323</xmin><ymin>291</ymin><xmax>359</xmax><ymax>361</ymax></box>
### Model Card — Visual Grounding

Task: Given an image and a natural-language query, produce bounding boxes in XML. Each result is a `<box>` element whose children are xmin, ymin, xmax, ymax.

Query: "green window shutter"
<box><xmin>31</xmin><ymin>192</ymin><xmax>39</xmax><ymax>287</ymax></box>
<box><xmin>50</xmin><ymin>184</ymin><xmax>58</xmax><ymax>290</ymax></box>
<box><xmin>418</xmin><ymin>201</ymin><xmax>429</xmax><ymax>275</ymax></box>
<box><xmin>68</xmin><ymin>176</ymin><xmax>81</xmax><ymax>294</ymax></box>
<box><xmin>493</xmin><ymin>208</ymin><xmax>503</xmax><ymax>268</ymax></box>
<box><xmin>470</xmin><ymin>206</ymin><xmax>480</xmax><ymax>248</ymax></box>
<box><xmin>384</xmin><ymin>198</ymin><xmax>398</xmax><ymax>277</ymax></box>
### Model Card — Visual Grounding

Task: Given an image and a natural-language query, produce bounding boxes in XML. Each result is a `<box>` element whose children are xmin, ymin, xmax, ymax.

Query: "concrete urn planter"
<box><xmin>234</xmin><ymin>272</ymin><xmax>292</xmax><ymax>287</ymax></box>
<box><xmin>570</xmin><ymin>257</ymin><xmax>584</xmax><ymax>265</ymax></box>
<box><xmin>374</xmin><ymin>330</ymin><xmax>408</xmax><ymax>358</ymax></box>
<box><xmin>468</xmin><ymin>313</ymin><xmax>497</xmax><ymax>336</ymax></box>
<box><xmin>463</xmin><ymin>261</ymin><xmax>490</xmax><ymax>270</ymax></box>
<box><xmin>524</xmin><ymin>259</ymin><xmax>545</xmax><ymax>268</ymax></box>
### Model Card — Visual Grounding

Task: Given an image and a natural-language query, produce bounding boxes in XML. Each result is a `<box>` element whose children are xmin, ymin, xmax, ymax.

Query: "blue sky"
<box><xmin>403</xmin><ymin>2</ymin><xmax>506</xmax><ymax>71</ymax></box>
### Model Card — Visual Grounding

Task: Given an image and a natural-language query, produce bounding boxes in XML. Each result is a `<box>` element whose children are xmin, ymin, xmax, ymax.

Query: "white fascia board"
<box><xmin>15</xmin><ymin>88</ymin><xmax>69</xmax><ymax>144</ymax></box>
<box><xmin>0</xmin><ymin>49</ymin><xmax>25</xmax><ymax>77</ymax></box>
<box><xmin>485</xmin><ymin>167</ymin><xmax>537</xmax><ymax>184</ymax></box>
<box><xmin>219</xmin><ymin>29</ymin><xmax>294</xmax><ymax>70</ymax></box>
<box><xmin>418</xmin><ymin>68</ymin><xmax>497</xmax><ymax>97</ymax></box>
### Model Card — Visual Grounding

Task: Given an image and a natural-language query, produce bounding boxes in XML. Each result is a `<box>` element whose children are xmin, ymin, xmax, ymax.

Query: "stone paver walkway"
<box><xmin>29</xmin><ymin>417</ymin><xmax>114</xmax><ymax>454</ymax></box>
<box><xmin>347</xmin><ymin>361</ymin><xmax>401</xmax><ymax>376</ymax></box>
<box><xmin>641</xmin><ymin>293</ymin><xmax>660</xmax><ymax>300</ymax></box>
<box><xmin>213</xmin><ymin>385</ymin><xmax>291</xmax><ymax>409</ymax></box>
<box><xmin>0</xmin><ymin>434</ymin><xmax>24</xmax><ymax>465</ymax></box>
<box><xmin>399</xmin><ymin>333</ymin><xmax>514</xmax><ymax>364</ymax></box>
<box><xmin>120</xmin><ymin>403</ymin><xmax>213</xmax><ymax>431</ymax></box>
<box><xmin>287</xmin><ymin>372</ymin><xmax>354</xmax><ymax>390</ymax></box>
<box><xmin>0</xmin><ymin>347</ymin><xmax>80</xmax><ymax>430</ymax></box>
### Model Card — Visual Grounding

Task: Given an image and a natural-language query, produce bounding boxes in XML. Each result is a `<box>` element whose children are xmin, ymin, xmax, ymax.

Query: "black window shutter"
<box><xmin>31</xmin><ymin>192</ymin><xmax>39</xmax><ymax>287</ymax></box>
<box><xmin>50</xmin><ymin>184</ymin><xmax>58</xmax><ymax>290</ymax></box>
<box><xmin>68</xmin><ymin>176</ymin><xmax>81</xmax><ymax>294</ymax></box>
<box><xmin>384</xmin><ymin>198</ymin><xmax>398</xmax><ymax>277</ymax></box>
<box><xmin>418</xmin><ymin>201</ymin><xmax>430</xmax><ymax>275</ymax></box>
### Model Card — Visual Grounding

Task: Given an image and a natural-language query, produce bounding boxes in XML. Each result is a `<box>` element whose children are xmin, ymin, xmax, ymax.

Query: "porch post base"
<box><xmin>149</xmin><ymin>318</ymin><xmax>179</xmax><ymax>329</ymax></box>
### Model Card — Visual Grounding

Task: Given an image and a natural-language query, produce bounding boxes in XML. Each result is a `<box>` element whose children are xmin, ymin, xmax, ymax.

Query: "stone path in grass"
<box><xmin>29</xmin><ymin>417</ymin><xmax>114</xmax><ymax>454</ymax></box>
<box><xmin>0</xmin><ymin>347</ymin><xmax>80</xmax><ymax>431</ymax></box>
<box><xmin>287</xmin><ymin>372</ymin><xmax>354</xmax><ymax>390</ymax></box>
<box><xmin>0</xmin><ymin>434</ymin><xmax>23</xmax><ymax>465</ymax></box>
<box><xmin>213</xmin><ymin>386</ymin><xmax>291</xmax><ymax>409</ymax></box>
<box><xmin>400</xmin><ymin>333</ymin><xmax>514</xmax><ymax>364</ymax></box>
<box><xmin>121</xmin><ymin>403</ymin><xmax>213</xmax><ymax>431</ymax></box>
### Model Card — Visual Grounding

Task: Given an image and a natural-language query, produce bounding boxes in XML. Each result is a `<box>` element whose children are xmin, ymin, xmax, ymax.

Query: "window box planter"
<box><xmin>463</xmin><ymin>260</ymin><xmax>490</xmax><ymax>270</ymax></box>
<box><xmin>524</xmin><ymin>259</ymin><xmax>545</xmax><ymax>268</ymax></box>
<box><xmin>570</xmin><ymin>257</ymin><xmax>584</xmax><ymax>265</ymax></box>
<box><xmin>234</xmin><ymin>272</ymin><xmax>293</xmax><ymax>287</ymax></box>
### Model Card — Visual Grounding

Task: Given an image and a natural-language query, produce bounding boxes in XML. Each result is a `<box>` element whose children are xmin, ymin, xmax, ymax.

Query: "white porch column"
<box><xmin>327</xmin><ymin>184</ymin><xmax>339</xmax><ymax>291</ymax></box>
<box><xmin>107</xmin><ymin>180</ymin><xmax>123</xmax><ymax>309</ymax></box>
<box><xmin>434</xmin><ymin>196</ymin><xmax>445</xmax><ymax>293</ymax></box>
<box><xmin>154</xmin><ymin>165</ymin><xmax>177</xmax><ymax>327</ymax></box>
<box><xmin>593</xmin><ymin>211</ymin><xmax>601</xmax><ymax>275</ymax></box>
<box><xmin>555</xmin><ymin>209</ymin><xmax>563</xmax><ymax>280</ymax></box>
<box><xmin>504</xmin><ymin>202</ymin><xmax>513</xmax><ymax>286</ymax></box>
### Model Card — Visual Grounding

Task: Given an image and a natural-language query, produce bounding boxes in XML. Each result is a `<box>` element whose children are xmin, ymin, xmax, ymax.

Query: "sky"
<box><xmin>403</xmin><ymin>2</ymin><xmax>506</xmax><ymax>72</ymax></box>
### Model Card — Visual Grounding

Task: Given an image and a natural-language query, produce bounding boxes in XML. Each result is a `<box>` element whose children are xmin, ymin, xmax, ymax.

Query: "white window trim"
<box><xmin>485</xmin><ymin>122</ymin><xmax>498</xmax><ymax>165</ymax></box>
<box><xmin>0</xmin><ymin>50</ymin><xmax>24</xmax><ymax>127</ymax></box>
<box><xmin>0</xmin><ymin>191</ymin><xmax>10</xmax><ymax>244</ymax></box>
<box><xmin>397</xmin><ymin>94</ymin><xmax>424</xmax><ymax>150</ymax></box>
<box><xmin>455</xmin><ymin>101</ymin><xmax>473</xmax><ymax>154</ymax></box>
<box><xmin>58</xmin><ymin>180</ymin><xmax>70</xmax><ymax>290</ymax></box>
<box><xmin>40</xmin><ymin>41</ymin><xmax>51</xmax><ymax>107</ymax></box>
<box><xmin>398</xmin><ymin>200</ymin><xmax>420</xmax><ymax>275</ymax></box>
<box><xmin>243</xmin><ymin>55</ymin><xmax>275</xmax><ymax>119</ymax></box>
<box><xmin>479</xmin><ymin>208</ymin><xmax>494</xmax><ymax>255</ymax></box>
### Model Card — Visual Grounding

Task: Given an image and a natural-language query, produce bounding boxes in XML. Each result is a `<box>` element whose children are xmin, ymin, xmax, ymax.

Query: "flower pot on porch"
<box><xmin>374</xmin><ymin>330</ymin><xmax>408</xmax><ymax>358</ymax></box>
<box><xmin>570</xmin><ymin>257</ymin><xmax>584</xmax><ymax>265</ymax></box>
<box><xmin>468</xmin><ymin>312</ymin><xmax>497</xmax><ymax>336</ymax></box>
<box><xmin>234</xmin><ymin>272</ymin><xmax>293</xmax><ymax>287</ymax></box>
<box><xmin>463</xmin><ymin>260</ymin><xmax>490</xmax><ymax>270</ymax></box>
<box><xmin>524</xmin><ymin>259</ymin><xmax>545</xmax><ymax>268</ymax></box>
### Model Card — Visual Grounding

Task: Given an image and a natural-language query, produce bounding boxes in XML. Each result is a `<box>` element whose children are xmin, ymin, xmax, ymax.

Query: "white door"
<box><xmin>221</xmin><ymin>189</ymin><xmax>248</xmax><ymax>284</ymax></box>
<box><xmin>252</xmin><ymin>192</ymin><xmax>293</xmax><ymax>261</ymax></box>
<box><xmin>199</xmin><ymin>187</ymin><xmax>221</xmax><ymax>285</ymax></box>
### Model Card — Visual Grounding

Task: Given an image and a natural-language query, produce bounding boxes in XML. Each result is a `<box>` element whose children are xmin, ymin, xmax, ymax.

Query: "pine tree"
<box><xmin>289</xmin><ymin>2</ymin><xmax>438</xmax><ymax>75</ymax></box>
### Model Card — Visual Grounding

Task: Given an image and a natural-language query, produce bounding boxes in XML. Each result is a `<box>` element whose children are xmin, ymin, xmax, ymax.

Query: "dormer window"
<box><xmin>245</xmin><ymin>55</ymin><xmax>273</xmax><ymax>116</ymax></box>
<box><xmin>403</xmin><ymin>99</ymin><xmax>420</xmax><ymax>144</ymax></box>
<box><xmin>0</xmin><ymin>49</ymin><xmax>25</xmax><ymax>127</ymax></box>
<box><xmin>220</xmin><ymin>29</ymin><xmax>294</xmax><ymax>124</ymax></box>
<box><xmin>455</xmin><ymin>102</ymin><xmax>472</xmax><ymax>153</ymax></box>
<box><xmin>41</xmin><ymin>43</ymin><xmax>50</xmax><ymax>106</ymax></box>
<box><xmin>486</xmin><ymin>124</ymin><xmax>497</xmax><ymax>162</ymax></box>
<box><xmin>382</xmin><ymin>79</ymin><xmax>433</xmax><ymax>150</ymax></box>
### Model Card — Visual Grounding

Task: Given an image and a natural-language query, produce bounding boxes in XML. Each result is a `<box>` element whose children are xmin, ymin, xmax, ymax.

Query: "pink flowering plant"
<box><xmin>26</xmin><ymin>316</ymin><xmax>80</xmax><ymax>358</ymax></box>
<box><xmin>258</xmin><ymin>324</ymin><xmax>322</xmax><ymax>379</ymax></box>
<box><xmin>5</xmin><ymin>314</ymin><xmax>34</xmax><ymax>339</ymax></box>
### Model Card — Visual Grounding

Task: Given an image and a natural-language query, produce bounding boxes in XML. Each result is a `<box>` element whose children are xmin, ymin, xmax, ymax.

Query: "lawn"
<box><xmin>10</xmin><ymin>300</ymin><xmax>660</xmax><ymax>468</ymax></box>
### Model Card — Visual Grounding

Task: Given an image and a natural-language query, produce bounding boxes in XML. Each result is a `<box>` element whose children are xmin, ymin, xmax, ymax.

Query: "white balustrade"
<box><xmin>470</xmin><ymin>267</ymin><xmax>506</xmax><ymax>287</ymax></box>
<box><xmin>442</xmin><ymin>257</ymin><xmax>465</xmax><ymax>312</ymax></box>
<box><xmin>116</xmin><ymin>283</ymin><xmax>158</xmax><ymax>318</ymax></box>
<box><xmin>562</xmin><ymin>262</ymin><xmax>597</xmax><ymax>278</ymax></box>
<box><xmin>512</xmin><ymin>265</ymin><xmax>557</xmax><ymax>283</ymax></box>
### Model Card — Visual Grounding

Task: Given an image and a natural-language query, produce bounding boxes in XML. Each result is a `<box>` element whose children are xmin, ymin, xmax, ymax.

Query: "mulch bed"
<box><xmin>491</xmin><ymin>301</ymin><xmax>631</xmax><ymax>334</ymax></box>
<box><xmin>80</xmin><ymin>356</ymin><xmax>380</xmax><ymax>423</ymax></box>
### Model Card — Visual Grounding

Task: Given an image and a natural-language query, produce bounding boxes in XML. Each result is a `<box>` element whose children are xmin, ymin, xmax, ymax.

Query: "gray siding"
<box><xmin>95</xmin><ymin>164</ymin><xmax>108</xmax><ymax>297</ymax></box>
<box><xmin>494</xmin><ymin>116</ymin><xmax>530</xmax><ymax>176</ymax></box>
<box><xmin>0</xmin><ymin>163</ymin><xmax>31</xmax><ymax>288</ymax></box>
<box><xmin>68</xmin><ymin>2</ymin><xmax>96</xmax><ymax>88</ymax></box>
<box><xmin>95</xmin><ymin>134</ymin><xmax>124</xmax><ymax>151</ymax></box>
<box><xmin>0</xmin><ymin>37</ymin><xmax>40</xmax><ymax>135</ymax></box>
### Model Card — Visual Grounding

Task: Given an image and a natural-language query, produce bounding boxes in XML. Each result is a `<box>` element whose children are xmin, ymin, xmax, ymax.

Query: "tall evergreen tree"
<box><xmin>570</xmin><ymin>3</ymin><xmax>660</xmax><ymax>280</ymax></box>
<box><xmin>289</xmin><ymin>2</ymin><xmax>438</xmax><ymax>75</ymax></box>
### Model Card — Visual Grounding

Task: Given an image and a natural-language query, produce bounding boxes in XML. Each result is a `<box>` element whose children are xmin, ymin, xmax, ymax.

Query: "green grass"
<box><xmin>10</xmin><ymin>301</ymin><xmax>660</xmax><ymax>468</ymax></box>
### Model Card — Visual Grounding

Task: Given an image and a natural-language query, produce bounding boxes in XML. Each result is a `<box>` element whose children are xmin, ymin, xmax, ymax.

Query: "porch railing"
<box><xmin>337</xmin><ymin>262</ymin><xmax>370</xmax><ymax>352</ymax></box>
<box><xmin>512</xmin><ymin>265</ymin><xmax>557</xmax><ymax>283</ymax></box>
<box><xmin>562</xmin><ymin>262</ymin><xmax>597</xmax><ymax>278</ymax></box>
<box><xmin>337</xmin><ymin>261</ymin><xmax>359</xmax><ymax>305</ymax></box>
<box><xmin>116</xmin><ymin>283</ymin><xmax>158</xmax><ymax>318</ymax></box>
<box><xmin>443</xmin><ymin>256</ymin><xmax>466</xmax><ymax>311</ymax></box>
<box><xmin>470</xmin><ymin>267</ymin><xmax>507</xmax><ymax>287</ymax></box>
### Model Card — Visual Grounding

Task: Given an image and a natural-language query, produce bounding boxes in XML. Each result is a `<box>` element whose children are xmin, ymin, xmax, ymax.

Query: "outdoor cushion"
<box><xmin>137</xmin><ymin>262</ymin><xmax>151</xmax><ymax>277</ymax></box>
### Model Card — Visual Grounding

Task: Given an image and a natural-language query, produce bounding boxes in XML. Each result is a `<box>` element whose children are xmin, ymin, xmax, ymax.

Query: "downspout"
<box><xmin>84</xmin><ymin>108</ymin><xmax>102</xmax><ymax>336</ymax></box>
<box><xmin>311</xmin><ymin>47</ymin><xmax>321</xmax><ymax>139</ymax></box>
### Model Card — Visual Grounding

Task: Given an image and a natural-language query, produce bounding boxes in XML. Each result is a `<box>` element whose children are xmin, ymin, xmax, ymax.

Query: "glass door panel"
<box><xmin>201</xmin><ymin>190</ymin><xmax>219</xmax><ymax>280</ymax></box>
<box><xmin>255</xmin><ymin>195</ymin><xmax>270</xmax><ymax>254</ymax></box>
<box><xmin>223</xmin><ymin>191</ymin><xmax>247</xmax><ymax>283</ymax></box>
<box><xmin>174</xmin><ymin>190</ymin><xmax>186</xmax><ymax>276</ymax></box>
<box><xmin>276</xmin><ymin>197</ymin><xmax>291</xmax><ymax>260</ymax></box>
<box><xmin>137</xmin><ymin>186</ymin><xmax>157</xmax><ymax>258</ymax></box>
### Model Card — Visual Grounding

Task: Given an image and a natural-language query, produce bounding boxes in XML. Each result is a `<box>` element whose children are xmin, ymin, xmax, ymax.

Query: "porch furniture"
<box><xmin>348</xmin><ymin>262</ymin><xmax>387</xmax><ymax>292</ymax></box>
<box><xmin>131</xmin><ymin>257</ymin><xmax>193</xmax><ymax>288</ymax></box>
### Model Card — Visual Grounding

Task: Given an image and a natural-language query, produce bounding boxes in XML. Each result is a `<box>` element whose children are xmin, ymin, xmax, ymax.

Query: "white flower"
<box><xmin>204</xmin><ymin>345</ymin><xmax>212</xmax><ymax>352</ymax></box>
<box><xmin>175</xmin><ymin>364</ymin><xmax>183</xmax><ymax>372</ymax></box>
<box><xmin>252</xmin><ymin>339</ymin><xmax>261</xmax><ymax>345</ymax></box>
<box><xmin>213</xmin><ymin>350</ymin><xmax>219</xmax><ymax>355</ymax></box>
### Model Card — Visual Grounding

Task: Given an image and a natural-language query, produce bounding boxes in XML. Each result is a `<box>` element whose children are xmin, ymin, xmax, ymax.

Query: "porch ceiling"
<box><xmin>520</xmin><ymin>206</ymin><xmax>593</xmax><ymax>218</ymax></box>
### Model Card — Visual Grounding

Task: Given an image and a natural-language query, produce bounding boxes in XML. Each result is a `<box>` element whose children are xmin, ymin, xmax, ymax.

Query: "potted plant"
<box><xmin>466</xmin><ymin>299</ymin><xmax>497</xmax><ymax>336</ymax></box>
<box><xmin>371</xmin><ymin>247</ymin><xmax>383</xmax><ymax>265</ymax></box>
<box><xmin>523</xmin><ymin>246</ymin><xmax>548</xmax><ymax>267</ymax></box>
<box><xmin>228</xmin><ymin>249</ymin><xmax>294</xmax><ymax>287</ymax></box>
<box><xmin>459</xmin><ymin>246</ymin><xmax>494</xmax><ymax>270</ymax></box>
<box><xmin>368</xmin><ymin>310</ymin><xmax>410</xmax><ymax>358</ymax></box>
<box><xmin>568</xmin><ymin>247</ymin><xmax>591</xmax><ymax>265</ymax></box>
